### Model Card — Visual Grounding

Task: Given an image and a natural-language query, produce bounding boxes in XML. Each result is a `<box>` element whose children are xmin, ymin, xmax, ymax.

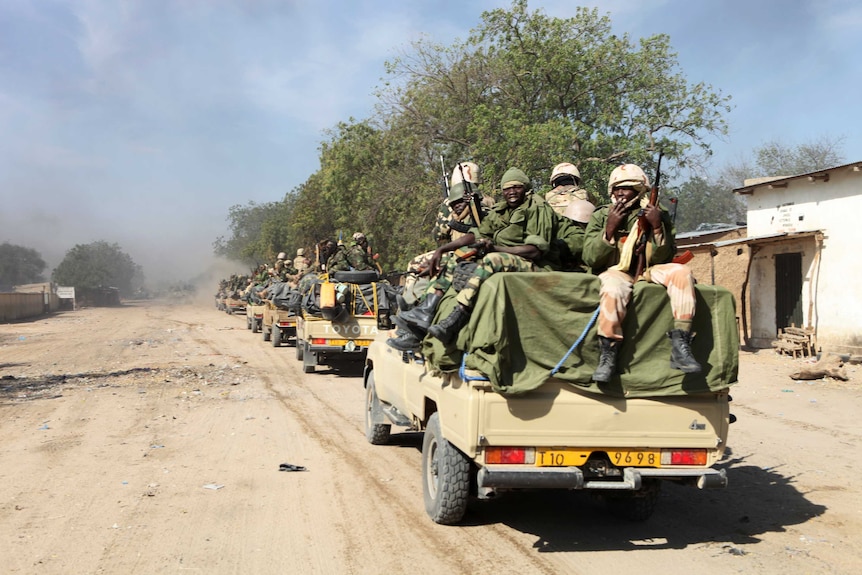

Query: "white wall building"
<box><xmin>735</xmin><ymin>161</ymin><xmax>862</xmax><ymax>354</ymax></box>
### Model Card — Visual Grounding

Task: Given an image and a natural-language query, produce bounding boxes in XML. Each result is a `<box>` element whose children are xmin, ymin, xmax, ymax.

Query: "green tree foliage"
<box><xmin>213</xmin><ymin>201</ymin><xmax>278</xmax><ymax>266</ymax></box>
<box><xmin>753</xmin><ymin>135</ymin><xmax>846</xmax><ymax>179</ymax></box>
<box><xmin>668</xmin><ymin>177</ymin><xmax>747</xmax><ymax>233</ymax></box>
<box><xmin>0</xmin><ymin>242</ymin><xmax>47</xmax><ymax>286</ymax></box>
<box><xmin>52</xmin><ymin>241</ymin><xmax>143</xmax><ymax>296</ymax></box>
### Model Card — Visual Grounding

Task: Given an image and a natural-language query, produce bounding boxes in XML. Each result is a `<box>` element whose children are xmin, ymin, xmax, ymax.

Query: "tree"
<box><xmin>378</xmin><ymin>0</ymin><xmax>731</xmax><ymax>202</ymax></box>
<box><xmin>0</xmin><ymin>242</ymin><xmax>46</xmax><ymax>286</ymax></box>
<box><xmin>52</xmin><ymin>241</ymin><xmax>143</xmax><ymax>297</ymax></box>
<box><xmin>668</xmin><ymin>177</ymin><xmax>747</xmax><ymax>233</ymax></box>
<box><xmin>753</xmin><ymin>135</ymin><xmax>846</xmax><ymax>180</ymax></box>
<box><xmin>213</xmin><ymin>201</ymin><xmax>278</xmax><ymax>266</ymax></box>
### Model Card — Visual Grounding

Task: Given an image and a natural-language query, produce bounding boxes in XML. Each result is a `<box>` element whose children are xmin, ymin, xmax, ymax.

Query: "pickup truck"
<box><xmin>296</xmin><ymin>271</ymin><xmax>389</xmax><ymax>373</ymax></box>
<box><xmin>262</xmin><ymin>302</ymin><xmax>297</xmax><ymax>347</ymax></box>
<box><xmin>363</xmin><ymin>272</ymin><xmax>737</xmax><ymax>524</ymax></box>
<box><xmin>246</xmin><ymin>303</ymin><xmax>265</xmax><ymax>333</ymax></box>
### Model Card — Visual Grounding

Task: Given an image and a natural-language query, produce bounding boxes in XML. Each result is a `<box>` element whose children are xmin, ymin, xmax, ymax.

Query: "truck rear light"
<box><xmin>484</xmin><ymin>447</ymin><xmax>535</xmax><ymax>464</ymax></box>
<box><xmin>661</xmin><ymin>449</ymin><xmax>707</xmax><ymax>466</ymax></box>
<box><xmin>311</xmin><ymin>338</ymin><xmax>327</xmax><ymax>345</ymax></box>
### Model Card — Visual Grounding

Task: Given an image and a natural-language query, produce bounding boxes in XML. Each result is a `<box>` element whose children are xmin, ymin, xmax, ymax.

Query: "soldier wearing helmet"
<box><xmin>545</xmin><ymin>162</ymin><xmax>595</xmax><ymax>217</ymax></box>
<box><xmin>293</xmin><ymin>248</ymin><xmax>310</xmax><ymax>275</ymax></box>
<box><xmin>582</xmin><ymin>163</ymin><xmax>701</xmax><ymax>383</ymax></box>
<box><xmin>346</xmin><ymin>232</ymin><xmax>375</xmax><ymax>271</ymax></box>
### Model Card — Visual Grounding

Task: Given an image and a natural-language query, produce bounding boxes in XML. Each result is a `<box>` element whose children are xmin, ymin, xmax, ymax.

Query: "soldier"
<box><xmin>399</xmin><ymin>167</ymin><xmax>583</xmax><ymax>345</ymax></box>
<box><xmin>582</xmin><ymin>163</ymin><xmax>701</xmax><ymax>383</ymax></box>
<box><xmin>293</xmin><ymin>248</ymin><xmax>311</xmax><ymax>275</ymax></box>
<box><xmin>346</xmin><ymin>233</ymin><xmax>375</xmax><ymax>271</ymax></box>
<box><xmin>545</xmin><ymin>162</ymin><xmax>594</xmax><ymax>217</ymax></box>
<box><xmin>325</xmin><ymin>240</ymin><xmax>351</xmax><ymax>273</ymax></box>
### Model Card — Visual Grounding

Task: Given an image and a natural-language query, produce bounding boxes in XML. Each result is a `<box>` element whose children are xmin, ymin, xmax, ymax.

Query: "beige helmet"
<box><xmin>276</xmin><ymin>252</ymin><xmax>287</xmax><ymax>260</ymax></box>
<box><xmin>564</xmin><ymin>199</ymin><xmax>596</xmax><ymax>224</ymax></box>
<box><xmin>352</xmin><ymin>232</ymin><xmax>366</xmax><ymax>242</ymax></box>
<box><xmin>607</xmin><ymin>164</ymin><xmax>649</xmax><ymax>202</ymax></box>
<box><xmin>297</xmin><ymin>248</ymin><xmax>305</xmax><ymax>256</ymax></box>
<box><xmin>550</xmin><ymin>162</ymin><xmax>581</xmax><ymax>186</ymax></box>
<box><xmin>450</xmin><ymin>161</ymin><xmax>481</xmax><ymax>188</ymax></box>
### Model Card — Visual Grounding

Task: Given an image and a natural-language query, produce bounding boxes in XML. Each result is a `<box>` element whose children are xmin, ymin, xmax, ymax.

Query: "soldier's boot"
<box><xmin>593</xmin><ymin>336</ymin><xmax>620</xmax><ymax>383</ymax></box>
<box><xmin>386</xmin><ymin>329</ymin><xmax>422</xmax><ymax>352</ymax></box>
<box><xmin>427</xmin><ymin>304</ymin><xmax>471</xmax><ymax>345</ymax></box>
<box><xmin>396</xmin><ymin>294</ymin><xmax>413</xmax><ymax>313</ymax></box>
<box><xmin>396</xmin><ymin>292</ymin><xmax>442</xmax><ymax>334</ymax></box>
<box><xmin>668</xmin><ymin>329</ymin><xmax>702</xmax><ymax>374</ymax></box>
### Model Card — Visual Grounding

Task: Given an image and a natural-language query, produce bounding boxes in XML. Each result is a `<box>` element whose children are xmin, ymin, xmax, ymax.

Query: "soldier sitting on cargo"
<box><xmin>582</xmin><ymin>163</ymin><xmax>701</xmax><ymax>383</ymax></box>
<box><xmin>346</xmin><ymin>232</ymin><xmax>376</xmax><ymax>271</ymax></box>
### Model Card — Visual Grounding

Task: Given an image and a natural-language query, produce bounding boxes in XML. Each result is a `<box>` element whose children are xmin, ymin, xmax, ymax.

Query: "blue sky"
<box><xmin>1</xmin><ymin>0</ymin><xmax>859</xmax><ymax>283</ymax></box>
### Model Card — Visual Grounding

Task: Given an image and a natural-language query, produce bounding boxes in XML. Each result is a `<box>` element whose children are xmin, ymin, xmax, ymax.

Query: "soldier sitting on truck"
<box><xmin>399</xmin><ymin>167</ymin><xmax>584</xmax><ymax>346</ymax></box>
<box><xmin>346</xmin><ymin>232</ymin><xmax>376</xmax><ymax>271</ymax></box>
<box><xmin>582</xmin><ymin>163</ymin><xmax>701</xmax><ymax>383</ymax></box>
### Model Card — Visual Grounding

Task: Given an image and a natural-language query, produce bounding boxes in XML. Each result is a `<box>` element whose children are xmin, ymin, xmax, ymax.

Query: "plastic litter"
<box><xmin>279</xmin><ymin>463</ymin><xmax>307</xmax><ymax>472</ymax></box>
<box><xmin>202</xmin><ymin>483</ymin><xmax>224</xmax><ymax>490</ymax></box>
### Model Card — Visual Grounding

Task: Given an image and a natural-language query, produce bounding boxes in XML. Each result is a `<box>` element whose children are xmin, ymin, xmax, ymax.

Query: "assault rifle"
<box><xmin>632</xmin><ymin>151</ymin><xmax>663</xmax><ymax>280</ymax></box>
<box><xmin>440</xmin><ymin>155</ymin><xmax>450</xmax><ymax>199</ymax></box>
<box><xmin>457</xmin><ymin>162</ymin><xmax>483</xmax><ymax>225</ymax></box>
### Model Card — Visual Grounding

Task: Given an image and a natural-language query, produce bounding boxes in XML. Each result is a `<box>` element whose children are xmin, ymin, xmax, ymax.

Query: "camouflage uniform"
<box><xmin>326</xmin><ymin>244</ymin><xmax>351</xmax><ymax>273</ymax></box>
<box><xmin>545</xmin><ymin>184</ymin><xmax>591</xmax><ymax>216</ymax></box>
<box><xmin>346</xmin><ymin>243</ymin><xmax>375</xmax><ymax>271</ymax></box>
<box><xmin>293</xmin><ymin>251</ymin><xmax>311</xmax><ymax>275</ymax></box>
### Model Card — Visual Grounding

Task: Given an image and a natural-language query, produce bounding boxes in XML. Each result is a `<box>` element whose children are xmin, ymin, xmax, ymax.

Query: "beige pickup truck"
<box><xmin>295</xmin><ymin>271</ymin><xmax>387</xmax><ymax>373</ymax></box>
<box><xmin>261</xmin><ymin>302</ymin><xmax>297</xmax><ymax>347</ymax></box>
<box><xmin>363</xmin><ymin>273</ymin><xmax>737</xmax><ymax>524</ymax></box>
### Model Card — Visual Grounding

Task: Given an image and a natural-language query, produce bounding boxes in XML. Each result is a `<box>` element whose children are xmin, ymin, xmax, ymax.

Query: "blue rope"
<box><xmin>459</xmin><ymin>353</ymin><xmax>490</xmax><ymax>382</ymax></box>
<box><xmin>549</xmin><ymin>305</ymin><xmax>600</xmax><ymax>377</ymax></box>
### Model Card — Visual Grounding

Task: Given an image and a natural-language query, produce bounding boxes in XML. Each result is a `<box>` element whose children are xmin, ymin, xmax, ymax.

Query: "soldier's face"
<box><xmin>450</xmin><ymin>198</ymin><xmax>467</xmax><ymax>213</ymax></box>
<box><xmin>503</xmin><ymin>184</ymin><xmax>526</xmax><ymax>207</ymax></box>
<box><xmin>612</xmin><ymin>185</ymin><xmax>638</xmax><ymax>207</ymax></box>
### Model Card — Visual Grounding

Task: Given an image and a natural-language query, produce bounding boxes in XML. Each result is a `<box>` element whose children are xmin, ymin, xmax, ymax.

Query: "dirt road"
<box><xmin>1</xmin><ymin>300</ymin><xmax>860</xmax><ymax>574</ymax></box>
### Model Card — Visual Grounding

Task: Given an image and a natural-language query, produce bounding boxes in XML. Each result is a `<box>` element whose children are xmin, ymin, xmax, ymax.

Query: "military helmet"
<box><xmin>277</xmin><ymin>252</ymin><xmax>287</xmax><ymax>260</ymax></box>
<box><xmin>447</xmin><ymin>181</ymin><xmax>467</xmax><ymax>203</ymax></box>
<box><xmin>563</xmin><ymin>199</ymin><xmax>596</xmax><ymax>224</ymax></box>
<box><xmin>352</xmin><ymin>232</ymin><xmax>366</xmax><ymax>242</ymax></box>
<box><xmin>500</xmin><ymin>167</ymin><xmax>531</xmax><ymax>191</ymax></box>
<box><xmin>450</xmin><ymin>162</ymin><xmax>481</xmax><ymax>188</ymax></box>
<box><xmin>607</xmin><ymin>164</ymin><xmax>649</xmax><ymax>200</ymax></box>
<box><xmin>550</xmin><ymin>162</ymin><xmax>581</xmax><ymax>186</ymax></box>
<box><xmin>297</xmin><ymin>248</ymin><xmax>305</xmax><ymax>256</ymax></box>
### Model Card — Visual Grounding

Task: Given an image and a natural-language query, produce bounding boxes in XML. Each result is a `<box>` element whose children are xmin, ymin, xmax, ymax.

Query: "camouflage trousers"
<box><xmin>429</xmin><ymin>252</ymin><xmax>536</xmax><ymax>309</ymax></box>
<box><xmin>597</xmin><ymin>263</ymin><xmax>696</xmax><ymax>339</ymax></box>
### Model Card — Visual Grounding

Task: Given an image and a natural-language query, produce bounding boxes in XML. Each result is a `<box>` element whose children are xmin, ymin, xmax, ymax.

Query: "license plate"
<box><xmin>326</xmin><ymin>339</ymin><xmax>372</xmax><ymax>347</ymax></box>
<box><xmin>536</xmin><ymin>448</ymin><xmax>661</xmax><ymax>468</ymax></box>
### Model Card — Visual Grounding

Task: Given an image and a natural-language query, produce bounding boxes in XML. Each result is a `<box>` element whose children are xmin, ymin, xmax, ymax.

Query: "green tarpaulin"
<box><xmin>423</xmin><ymin>272</ymin><xmax>738</xmax><ymax>397</ymax></box>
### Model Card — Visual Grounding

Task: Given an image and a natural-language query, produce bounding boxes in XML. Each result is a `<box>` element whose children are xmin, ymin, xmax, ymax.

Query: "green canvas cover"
<box><xmin>422</xmin><ymin>272</ymin><xmax>738</xmax><ymax>397</ymax></box>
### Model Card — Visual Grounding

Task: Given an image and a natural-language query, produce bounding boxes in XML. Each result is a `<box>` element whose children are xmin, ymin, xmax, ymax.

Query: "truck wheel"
<box><xmin>252</xmin><ymin>319</ymin><xmax>260</xmax><ymax>334</ymax></box>
<box><xmin>296</xmin><ymin>339</ymin><xmax>304</xmax><ymax>361</ymax></box>
<box><xmin>302</xmin><ymin>344</ymin><xmax>315</xmax><ymax>373</ymax></box>
<box><xmin>263</xmin><ymin>325</ymin><xmax>271</xmax><ymax>342</ymax></box>
<box><xmin>272</xmin><ymin>326</ymin><xmax>282</xmax><ymax>347</ymax></box>
<box><xmin>364</xmin><ymin>373</ymin><xmax>391</xmax><ymax>445</ymax></box>
<box><xmin>422</xmin><ymin>412</ymin><xmax>470</xmax><ymax>525</ymax></box>
<box><xmin>604</xmin><ymin>478</ymin><xmax>661</xmax><ymax>521</ymax></box>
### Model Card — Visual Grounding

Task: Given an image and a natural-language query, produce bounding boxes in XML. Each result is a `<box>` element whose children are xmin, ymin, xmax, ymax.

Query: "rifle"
<box><xmin>457</xmin><ymin>162</ymin><xmax>483</xmax><ymax>225</ymax></box>
<box><xmin>440</xmin><ymin>155</ymin><xmax>450</xmax><ymax>199</ymax></box>
<box><xmin>632</xmin><ymin>151</ymin><xmax>663</xmax><ymax>280</ymax></box>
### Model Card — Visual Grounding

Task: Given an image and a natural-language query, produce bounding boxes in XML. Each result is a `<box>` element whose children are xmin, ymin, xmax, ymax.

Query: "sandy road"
<box><xmin>1</xmin><ymin>300</ymin><xmax>860</xmax><ymax>574</ymax></box>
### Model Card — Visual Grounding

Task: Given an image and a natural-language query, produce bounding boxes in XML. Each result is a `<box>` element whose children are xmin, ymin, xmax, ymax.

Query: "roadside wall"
<box><xmin>0</xmin><ymin>293</ymin><xmax>45</xmax><ymax>322</ymax></box>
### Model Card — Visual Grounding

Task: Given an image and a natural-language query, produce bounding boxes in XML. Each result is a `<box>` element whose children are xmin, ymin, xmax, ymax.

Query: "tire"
<box><xmin>272</xmin><ymin>326</ymin><xmax>282</xmax><ymax>347</ymax></box>
<box><xmin>263</xmin><ymin>325</ymin><xmax>271</xmax><ymax>342</ymax></box>
<box><xmin>331</xmin><ymin>270</ymin><xmax>380</xmax><ymax>284</ymax></box>
<box><xmin>296</xmin><ymin>339</ymin><xmax>304</xmax><ymax>361</ymax></box>
<box><xmin>604</xmin><ymin>478</ymin><xmax>661</xmax><ymax>521</ymax></box>
<box><xmin>252</xmin><ymin>319</ymin><xmax>260</xmax><ymax>334</ymax></box>
<box><xmin>364</xmin><ymin>373</ymin><xmax>391</xmax><ymax>445</ymax></box>
<box><xmin>302</xmin><ymin>343</ymin><xmax>315</xmax><ymax>373</ymax></box>
<box><xmin>422</xmin><ymin>412</ymin><xmax>470</xmax><ymax>525</ymax></box>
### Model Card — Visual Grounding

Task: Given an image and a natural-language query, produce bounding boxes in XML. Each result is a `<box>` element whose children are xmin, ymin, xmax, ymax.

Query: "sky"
<box><xmin>1</xmin><ymin>0</ymin><xmax>860</xmax><ymax>285</ymax></box>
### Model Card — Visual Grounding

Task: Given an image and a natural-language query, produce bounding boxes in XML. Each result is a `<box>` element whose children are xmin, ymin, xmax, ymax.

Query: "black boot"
<box><xmin>396</xmin><ymin>294</ymin><xmax>412</xmax><ymax>313</ymax></box>
<box><xmin>593</xmin><ymin>336</ymin><xmax>619</xmax><ymax>383</ymax></box>
<box><xmin>397</xmin><ymin>292</ymin><xmax>442</xmax><ymax>333</ymax></box>
<box><xmin>668</xmin><ymin>329</ymin><xmax>702</xmax><ymax>373</ymax></box>
<box><xmin>427</xmin><ymin>304</ymin><xmax>471</xmax><ymax>345</ymax></box>
<box><xmin>387</xmin><ymin>329</ymin><xmax>422</xmax><ymax>351</ymax></box>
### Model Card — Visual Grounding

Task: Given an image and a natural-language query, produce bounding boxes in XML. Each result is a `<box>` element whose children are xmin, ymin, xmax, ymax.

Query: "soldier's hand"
<box><xmin>606</xmin><ymin>202</ymin><xmax>626</xmax><ymax>240</ymax></box>
<box><xmin>644</xmin><ymin>204</ymin><xmax>662</xmax><ymax>229</ymax></box>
